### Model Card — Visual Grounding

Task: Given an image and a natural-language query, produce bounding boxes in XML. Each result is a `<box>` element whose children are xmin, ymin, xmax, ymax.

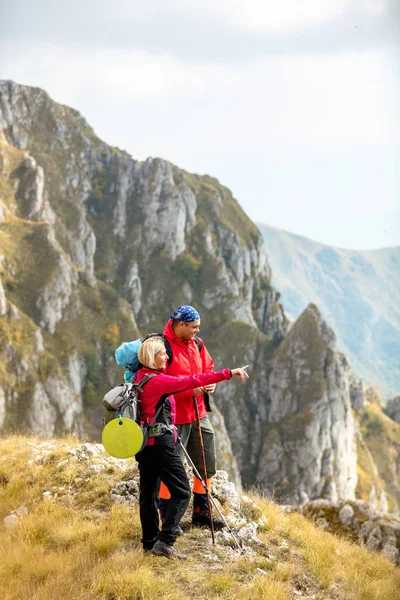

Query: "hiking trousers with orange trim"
<box><xmin>137</xmin><ymin>442</ymin><xmax>191</xmax><ymax>549</ymax></box>
<box><xmin>159</xmin><ymin>416</ymin><xmax>216</xmax><ymax>501</ymax></box>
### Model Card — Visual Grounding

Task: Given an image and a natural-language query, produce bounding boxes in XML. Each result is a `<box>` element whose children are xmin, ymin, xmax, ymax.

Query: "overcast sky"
<box><xmin>1</xmin><ymin>0</ymin><xmax>399</xmax><ymax>250</ymax></box>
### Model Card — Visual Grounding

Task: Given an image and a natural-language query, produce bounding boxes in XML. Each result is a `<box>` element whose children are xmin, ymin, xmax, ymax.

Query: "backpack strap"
<box><xmin>133</xmin><ymin>373</ymin><xmax>167</xmax><ymax>427</ymax></box>
<box><xmin>133</xmin><ymin>373</ymin><xmax>157</xmax><ymax>393</ymax></box>
<box><xmin>143</xmin><ymin>333</ymin><xmax>203</xmax><ymax>368</ymax></box>
<box><xmin>193</xmin><ymin>336</ymin><xmax>211</xmax><ymax>412</ymax></box>
<box><xmin>194</xmin><ymin>336</ymin><xmax>203</xmax><ymax>353</ymax></box>
<box><xmin>163</xmin><ymin>338</ymin><xmax>173</xmax><ymax>365</ymax></box>
<box><xmin>164</xmin><ymin>335</ymin><xmax>202</xmax><ymax>361</ymax></box>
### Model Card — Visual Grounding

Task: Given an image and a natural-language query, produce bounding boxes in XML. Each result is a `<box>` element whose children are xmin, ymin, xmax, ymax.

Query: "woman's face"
<box><xmin>154</xmin><ymin>348</ymin><xmax>168</xmax><ymax>370</ymax></box>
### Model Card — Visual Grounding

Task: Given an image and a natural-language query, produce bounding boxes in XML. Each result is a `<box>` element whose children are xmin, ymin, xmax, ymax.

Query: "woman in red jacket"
<box><xmin>136</xmin><ymin>336</ymin><xmax>249</xmax><ymax>559</ymax></box>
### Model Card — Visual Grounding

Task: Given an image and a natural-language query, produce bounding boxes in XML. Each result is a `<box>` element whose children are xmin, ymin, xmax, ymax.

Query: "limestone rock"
<box><xmin>138</xmin><ymin>158</ymin><xmax>197</xmax><ymax>261</ymax></box>
<box><xmin>44</xmin><ymin>358</ymin><xmax>84</xmax><ymax>432</ymax></box>
<box><xmin>349</xmin><ymin>376</ymin><xmax>365</xmax><ymax>411</ymax></box>
<box><xmin>259</xmin><ymin>304</ymin><xmax>357</xmax><ymax>504</ymax></box>
<box><xmin>366</xmin><ymin>526</ymin><xmax>382</xmax><ymax>550</ymax></box>
<box><xmin>67</xmin><ymin>208</ymin><xmax>97</xmax><ymax>287</ymax></box>
<box><xmin>126</xmin><ymin>261</ymin><xmax>142</xmax><ymax>315</ymax></box>
<box><xmin>256</xmin><ymin>289</ymin><xmax>287</xmax><ymax>341</ymax></box>
<box><xmin>15</xmin><ymin>155</ymin><xmax>45</xmax><ymax>219</ymax></box>
<box><xmin>211</xmin><ymin>470</ymin><xmax>241</xmax><ymax>511</ymax></box>
<box><xmin>300</xmin><ymin>499</ymin><xmax>400</xmax><ymax>565</ymax></box>
<box><xmin>338</xmin><ymin>504</ymin><xmax>354</xmax><ymax>527</ymax></box>
<box><xmin>36</xmin><ymin>231</ymin><xmax>79</xmax><ymax>334</ymax></box>
<box><xmin>14</xmin><ymin>505</ymin><xmax>28</xmax><ymax>516</ymax></box>
<box><xmin>382</xmin><ymin>535</ymin><xmax>399</xmax><ymax>563</ymax></box>
<box><xmin>110</xmin><ymin>478</ymin><xmax>140</xmax><ymax>506</ymax></box>
<box><xmin>34</xmin><ymin>329</ymin><xmax>45</xmax><ymax>353</ymax></box>
<box><xmin>4</xmin><ymin>505</ymin><xmax>29</xmax><ymax>529</ymax></box>
<box><xmin>209</xmin><ymin>406</ymin><xmax>242</xmax><ymax>490</ymax></box>
<box><xmin>385</xmin><ymin>396</ymin><xmax>400</xmax><ymax>424</ymax></box>
<box><xmin>26</xmin><ymin>382</ymin><xmax>58</xmax><ymax>436</ymax></box>
<box><xmin>4</xmin><ymin>514</ymin><xmax>19</xmax><ymax>529</ymax></box>
<box><xmin>112</xmin><ymin>159</ymin><xmax>140</xmax><ymax>239</ymax></box>
<box><xmin>237</xmin><ymin>522</ymin><xmax>258</xmax><ymax>543</ymax></box>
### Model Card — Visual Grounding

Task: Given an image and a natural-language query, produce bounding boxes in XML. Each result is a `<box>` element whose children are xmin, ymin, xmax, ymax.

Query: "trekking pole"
<box><xmin>192</xmin><ymin>398</ymin><xmax>215</xmax><ymax>545</ymax></box>
<box><xmin>177</xmin><ymin>434</ymin><xmax>242</xmax><ymax>551</ymax></box>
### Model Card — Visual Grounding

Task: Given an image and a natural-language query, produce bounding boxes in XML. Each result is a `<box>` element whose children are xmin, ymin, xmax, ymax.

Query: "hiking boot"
<box><xmin>150</xmin><ymin>540</ymin><xmax>187</xmax><ymax>560</ymax></box>
<box><xmin>191</xmin><ymin>509</ymin><xmax>226</xmax><ymax>530</ymax></box>
<box><xmin>174</xmin><ymin>525</ymin><xmax>184</xmax><ymax>536</ymax></box>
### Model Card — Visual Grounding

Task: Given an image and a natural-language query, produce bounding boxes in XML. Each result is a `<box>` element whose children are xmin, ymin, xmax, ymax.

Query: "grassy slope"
<box><xmin>356</xmin><ymin>391</ymin><xmax>400</xmax><ymax>511</ymax></box>
<box><xmin>0</xmin><ymin>436</ymin><xmax>399</xmax><ymax>600</ymax></box>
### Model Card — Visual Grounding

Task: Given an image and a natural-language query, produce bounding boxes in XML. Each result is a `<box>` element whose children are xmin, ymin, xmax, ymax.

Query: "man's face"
<box><xmin>178</xmin><ymin>319</ymin><xmax>200</xmax><ymax>341</ymax></box>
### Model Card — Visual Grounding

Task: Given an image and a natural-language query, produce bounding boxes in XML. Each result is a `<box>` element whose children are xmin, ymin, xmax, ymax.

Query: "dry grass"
<box><xmin>255</xmin><ymin>495</ymin><xmax>400</xmax><ymax>600</ymax></box>
<box><xmin>0</xmin><ymin>436</ymin><xmax>399</xmax><ymax>600</ymax></box>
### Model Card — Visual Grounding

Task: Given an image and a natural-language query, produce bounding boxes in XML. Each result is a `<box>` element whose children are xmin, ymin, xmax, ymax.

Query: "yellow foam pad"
<box><xmin>102</xmin><ymin>418</ymin><xmax>144</xmax><ymax>458</ymax></box>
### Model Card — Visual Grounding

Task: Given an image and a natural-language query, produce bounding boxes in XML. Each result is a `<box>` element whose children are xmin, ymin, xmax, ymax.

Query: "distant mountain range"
<box><xmin>258</xmin><ymin>223</ymin><xmax>400</xmax><ymax>399</ymax></box>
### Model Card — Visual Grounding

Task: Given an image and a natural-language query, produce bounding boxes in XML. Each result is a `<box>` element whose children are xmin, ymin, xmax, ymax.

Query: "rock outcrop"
<box><xmin>260</xmin><ymin>304</ymin><xmax>357</xmax><ymax>504</ymax></box>
<box><xmin>298</xmin><ymin>499</ymin><xmax>400</xmax><ymax>565</ymax></box>
<box><xmin>385</xmin><ymin>396</ymin><xmax>400</xmax><ymax>424</ymax></box>
<box><xmin>210</xmin><ymin>306</ymin><xmax>359</xmax><ymax>504</ymax></box>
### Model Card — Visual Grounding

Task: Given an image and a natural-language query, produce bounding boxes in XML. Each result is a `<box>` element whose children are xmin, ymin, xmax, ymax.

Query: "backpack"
<box><xmin>102</xmin><ymin>374</ymin><xmax>156</xmax><ymax>426</ymax></box>
<box><xmin>115</xmin><ymin>339</ymin><xmax>142</xmax><ymax>383</ymax></box>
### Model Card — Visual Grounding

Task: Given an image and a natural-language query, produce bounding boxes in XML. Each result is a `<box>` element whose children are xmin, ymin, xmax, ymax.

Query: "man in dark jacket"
<box><xmin>158</xmin><ymin>304</ymin><xmax>225</xmax><ymax>529</ymax></box>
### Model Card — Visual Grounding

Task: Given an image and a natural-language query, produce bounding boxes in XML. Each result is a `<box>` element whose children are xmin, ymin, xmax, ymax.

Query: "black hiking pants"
<box><xmin>136</xmin><ymin>442</ymin><xmax>191</xmax><ymax>549</ymax></box>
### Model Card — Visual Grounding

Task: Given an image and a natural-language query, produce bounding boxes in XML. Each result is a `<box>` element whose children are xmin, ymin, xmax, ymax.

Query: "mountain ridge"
<box><xmin>257</xmin><ymin>222</ymin><xmax>399</xmax><ymax>253</ymax></box>
<box><xmin>257</xmin><ymin>221</ymin><xmax>400</xmax><ymax>399</ymax></box>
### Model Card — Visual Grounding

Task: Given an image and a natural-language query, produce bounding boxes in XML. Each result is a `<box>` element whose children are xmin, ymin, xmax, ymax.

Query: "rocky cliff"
<box><xmin>1</xmin><ymin>80</ymin><xmax>397</xmax><ymax>507</ymax></box>
<box><xmin>0</xmin><ymin>80</ymin><xmax>287</xmax><ymax>485</ymax></box>
<box><xmin>211</xmin><ymin>304</ymin><xmax>358</xmax><ymax>504</ymax></box>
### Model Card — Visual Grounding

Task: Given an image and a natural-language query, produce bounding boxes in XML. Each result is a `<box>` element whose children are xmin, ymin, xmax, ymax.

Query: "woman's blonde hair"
<box><xmin>138</xmin><ymin>338</ymin><xmax>165</xmax><ymax>369</ymax></box>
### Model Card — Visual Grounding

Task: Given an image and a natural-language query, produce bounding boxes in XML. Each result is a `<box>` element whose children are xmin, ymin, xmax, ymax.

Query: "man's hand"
<box><xmin>193</xmin><ymin>387</ymin><xmax>205</xmax><ymax>397</ymax></box>
<box><xmin>203</xmin><ymin>384</ymin><xmax>216</xmax><ymax>394</ymax></box>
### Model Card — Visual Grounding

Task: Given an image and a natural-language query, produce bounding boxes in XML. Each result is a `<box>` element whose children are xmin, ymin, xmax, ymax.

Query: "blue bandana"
<box><xmin>170</xmin><ymin>305</ymin><xmax>200</xmax><ymax>322</ymax></box>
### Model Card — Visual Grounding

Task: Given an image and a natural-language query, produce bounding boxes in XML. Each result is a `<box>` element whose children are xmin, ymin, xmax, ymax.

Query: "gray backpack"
<box><xmin>102</xmin><ymin>374</ymin><xmax>156</xmax><ymax>426</ymax></box>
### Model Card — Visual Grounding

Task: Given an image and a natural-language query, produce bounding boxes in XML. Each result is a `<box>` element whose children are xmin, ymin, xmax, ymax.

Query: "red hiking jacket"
<box><xmin>162</xmin><ymin>320</ymin><xmax>215</xmax><ymax>424</ymax></box>
<box><xmin>135</xmin><ymin>367</ymin><xmax>231</xmax><ymax>445</ymax></box>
